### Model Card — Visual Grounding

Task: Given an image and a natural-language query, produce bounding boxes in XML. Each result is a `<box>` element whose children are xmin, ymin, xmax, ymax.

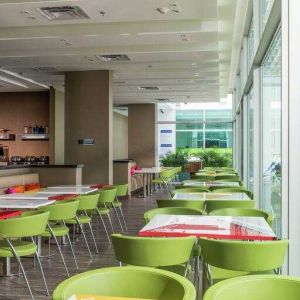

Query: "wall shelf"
<box><xmin>0</xmin><ymin>134</ymin><xmax>16</xmax><ymax>141</ymax></box>
<box><xmin>20</xmin><ymin>134</ymin><xmax>49</xmax><ymax>141</ymax></box>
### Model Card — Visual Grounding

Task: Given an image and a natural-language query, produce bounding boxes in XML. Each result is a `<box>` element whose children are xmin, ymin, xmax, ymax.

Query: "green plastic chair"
<box><xmin>93</xmin><ymin>188</ymin><xmax>119</xmax><ymax>236</ymax></box>
<box><xmin>112</xmin><ymin>234</ymin><xmax>196</xmax><ymax>276</ymax></box>
<box><xmin>203</xmin><ymin>275</ymin><xmax>300</xmax><ymax>300</ymax></box>
<box><xmin>53</xmin><ymin>266</ymin><xmax>196</xmax><ymax>300</ymax></box>
<box><xmin>200</xmin><ymin>238</ymin><xmax>288</xmax><ymax>288</ymax></box>
<box><xmin>171</xmin><ymin>187</ymin><xmax>210</xmax><ymax>196</ymax></box>
<box><xmin>191</xmin><ymin>175</ymin><xmax>215</xmax><ymax>181</ymax></box>
<box><xmin>157</xmin><ymin>199</ymin><xmax>206</xmax><ymax>211</ymax></box>
<box><xmin>65</xmin><ymin>194</ymin><xmax>99</xmax><ymax>254</ymax></box>
<box><xmin>39</xmin><ymin>199</ymin><xmax>80</xmax><ymax>277</ymax></box>
<box><xmin>211</xmin><ymin>187</ymin><xmax>253</xmax><ymax>199</ymax></box>
<box><xmin>109</xmin><ymin>184</ymin><xmax>128</xmax><ymax>231</ymax></box>
<box><xmin>144</xmin><ymin>207</ymin><xmax>205</xmax><ymax>224</ymax></box>
<box><xmin>209</xmin><ymin>208</ymin><xmax>273</xmax><ymax>226</ymax></box>
<box><xmin>205</xmin><ymin>200</ymin><xmax>255</xmax><ymax>213</ymax></box>
<box><xmin>152</xmin><ymin>170</ymin><xmax>173</xmax><ymax>195</ymax></box>
<box><xmin>215</xmin><ymin>175</ymin><xmax>240</xmax><ymax>181</ymax></box>
<box><xmin>0</xmin><ymin>211</ymin><xmax>50</xmax><ymax>299</ymax></box>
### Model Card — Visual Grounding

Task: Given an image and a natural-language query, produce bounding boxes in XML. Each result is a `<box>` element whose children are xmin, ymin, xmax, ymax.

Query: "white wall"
<box><xmin>113</xmin><ymin>112</ymin><xmax>128</xmax><ymax>159</ymax></box>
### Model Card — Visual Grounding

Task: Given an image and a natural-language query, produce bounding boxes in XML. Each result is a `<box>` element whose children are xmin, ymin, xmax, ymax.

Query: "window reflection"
<box><xmin>247</xmin><ymin>88</ymin><xmax>254</xmax><ymax>191</ymax></box>
<box><xmin>262</xmin><ymin>29</ymin><xmax>282</xmax><ymax>237</ymax></box>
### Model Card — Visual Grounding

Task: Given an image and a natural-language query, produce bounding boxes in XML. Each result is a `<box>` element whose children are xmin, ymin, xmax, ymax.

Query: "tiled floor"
<box><xmin>0</xmin><ymin>192</ymin><xmax>159</xmax><ymax>300</ymax></box>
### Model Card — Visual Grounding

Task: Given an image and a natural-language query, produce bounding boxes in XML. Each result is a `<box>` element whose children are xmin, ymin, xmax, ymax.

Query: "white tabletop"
<box><xmin>134</xmin><ymin>167</ymin><xmax>164</xmax><ymax>174</ymax></box>
<box><xmin>0</xmin><ymin>199</ymin><xmax>56</xmax><ymax>209</ymax></box>
<box><xmin>139</xmin><ymin>215</ymin><xmax>276</xmax><ymax>240</ymax></box>
<box><xmin>48</xmin><ymin>185</ymin><xmax>93</xmax><ymax>189</ymax></box>
<box><xmin>173</xmin><ymin>192</ymin><xmax>251</xmax><ymax>201</ymax></box>
<box><xmin>38</xmin><ymin>187</ymin><xmax>98</xmax><ymax>194</ymax></box>
<box><xmin>0</xmin><ymin>193</ymin><xmax>49</xmax><ymax>200</ymax></box>
<box><xmin>183</xmin><ymin>181</ymin><xmax>240</xmax><ymax>187</ymax></box>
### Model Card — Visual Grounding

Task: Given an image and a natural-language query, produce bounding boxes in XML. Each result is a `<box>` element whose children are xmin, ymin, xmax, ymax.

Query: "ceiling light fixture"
<box><xmin>99</xmin><ymin>11</ymin><xmax>106</xmax><ymax>17</ymax></box>
<box><xmin>0</xmin><ymin>75</ymin><xmax>28</xmax><ymax>88</ymax></box>
<box><xmin>156</xmin><ymin>7</ymin><xmax>170</xmax><ymax>14</ymax></box>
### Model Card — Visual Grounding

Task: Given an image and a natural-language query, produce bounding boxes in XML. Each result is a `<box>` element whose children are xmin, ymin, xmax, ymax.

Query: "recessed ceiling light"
<box><xmin>28</xmin><ymin>16</ymin><xmax>37</xmax><ymax>19</ymax></box>
<box><xmin>157</xmin><ymin>7</ymin><xmax>170</xmax><ymax>14</ymax></box>
<box><xmin>171</xmin><ymin>9</ymin><xmax>180</xmax><ymax>13</ymax></box>
<box><xmin>20</xmin><ymin>10</ymin><xmax>30</xmax><ymax>14</ymax></box>
<box><xmin>169</xmin><ymin>3</ymin><xmax>178</xmax><ymax>7</ymax></box>
<box><xmin>194</xmin><ymin>73</ymin><xmax>200</xmax><ymax>78</ymax></box>
<box><xmin>182</xmin><ymin>38</ymin><xmax>189</xmax><ymax>42</ymax></box>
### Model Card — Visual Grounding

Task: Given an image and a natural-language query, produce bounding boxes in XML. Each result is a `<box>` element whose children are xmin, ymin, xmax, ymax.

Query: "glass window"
<box><xmin>261</xmin><ymin>28</ymin><xmax>282</xmax><ymax>237</ymax></box>
<box><xmin>247</xmin><ymin>87</ymin><xmax>254</xmax><ymax>191</ymax></box>
<box><xmin>261</xmin><ymin>0</ymin><xmax>274</xmax><ymax>32</ymax></box>
<box><xmin>247</xmin><ymin>18</ymin><xmax>254</xmax><ymax>71</ymax></box>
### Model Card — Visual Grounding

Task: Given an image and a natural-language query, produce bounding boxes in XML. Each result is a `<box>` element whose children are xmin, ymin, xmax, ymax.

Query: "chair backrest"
<box><xmin>191</xmin><ymin>175</ymin><xmax>215</xmax><ymax>181</ymax></box>
<box><xmin>112</xmin><ymin>184</ymin><xmax>128</xmax><ymax>196</ymax></box>
<box><xmin>157</xmin><ymin>199</ymin><xmax>205</xmax><ymax>211</ymax></box>
<box><xmin>39</xmin><ymin>199</ymin><xmax>79</xmax><ymax>221</ymax></box>
<box><xmin>200</xmin><ymin>238</ymin><xmax>288</xmax><ymax>272</ymax></box>
<box><xmin>209</xmin><ymin>208</ymin><xmax>273</xmax><ymax>226</ymax></box>
<box><xmin>144</xmin><ymin>207</ymin><xmax>205</xmax><ymax>223</ymax></box>
<box><xmin>211</xmin><ymin>187</ymin><xmax>253</xmax><ymax>199</ymax></box>
<box><xmin>205</xmin><ymin>200</ymin><xmax>255</xmax><ymax>213</ymax></box>
<box><xmin>77</xmin><ymin>194</ymin><xmax>99</xmax><ymax>210</ymax></box>
<box><xmin>53</xmin><ymin>266</ymin><xmax>196</xmax><ymax>300</ymax></box>
<box><xmin>215</xmin><ymin>175</ymin><xmax>240</xmax><ymax>181</ymax></box>
<box><xmin>203</xmin><ymin>275</ymin><xmax>300</xmax><ymax>300</ymax></box>
<box><xmin>98</xmin><ymin>188</ymin><xmax>117</xmax><ymax>204</ymax></box>
<box><xmin>112</xmin><ymin>234</ymin><xmax>196</xmax><ymax>267</ymax></box>
<box><xmin>0</xmin><ymin>211</ymin><xmax>50</xmax><ymax>238</ymax></box>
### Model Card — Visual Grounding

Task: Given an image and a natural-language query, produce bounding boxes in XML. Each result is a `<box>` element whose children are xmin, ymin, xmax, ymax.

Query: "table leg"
<box><xmin>143</xmin><ymin>173</ymin><xmax>147</xmax><ymax>198</ymax></box>
<box><xmin>147</xmin><ymin>174</ymin><xmax>151</xmax><ymax>196</ymax></box>
<box><xmin>2</xmin><ymin>257</ymin><xmax>11</xmax><ymax>276</ymax></box>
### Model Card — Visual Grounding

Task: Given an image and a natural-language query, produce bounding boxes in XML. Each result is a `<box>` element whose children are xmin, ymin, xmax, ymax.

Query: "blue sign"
<box><xmin>161</xmin><ymin>130</ymin><xmax>172</xmax><ymax>133</ymax></box>
<box><xmin>161</xmin><ymin>144</ymin><xmax>172</xmax><ymax>147</ymax></box>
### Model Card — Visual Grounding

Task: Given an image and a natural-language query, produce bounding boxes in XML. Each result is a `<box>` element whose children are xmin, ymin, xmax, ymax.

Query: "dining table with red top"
<box><xmin>139</xmin><ymin>214</ymin><xmax>276</xmax><ymax>241</ymax></box>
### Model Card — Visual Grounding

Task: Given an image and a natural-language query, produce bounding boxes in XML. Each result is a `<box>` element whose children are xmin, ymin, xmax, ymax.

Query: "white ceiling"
<box><xmin>0</xmin><ymin>0</ymin><xmax>242</xmax><ymax>105</ymax></box>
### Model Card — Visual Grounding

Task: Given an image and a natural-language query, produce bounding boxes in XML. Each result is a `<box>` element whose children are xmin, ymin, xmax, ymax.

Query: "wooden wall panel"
<box><xmin>0</xmin><ymin>92</ymin><xmax>50</xmax><ymax>158</ymax></box>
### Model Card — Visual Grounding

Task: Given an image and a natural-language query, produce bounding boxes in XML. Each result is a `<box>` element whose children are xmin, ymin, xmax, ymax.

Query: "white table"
<box><xmin>173</xmin><ymin>192</ymin><xmax>251</xmax><ymax>201</ymax></box>
<box><xmin>139</xmin><ymin>215</ymin><xmax>276</xmax><ymax>240</ymax></box>
<box><xmin>0</xmin><ymin>199</ymin><xmax>55</xmax><ymax>209</ymax></box>
<box><xmin>0</xmin><ymin>193</ymin><xmax>49</xmax><ymax>200</ymax></box>
<box><xmin>183</xmin><ymin>181</ymin><xmax>240</xmax><ymax>187</ymax></box>
<box><xmin>38</xmin><ymin>187</ymin><xmax>98</xmax><ymax>195</ymax></box>
<box><xmin>134</xmin><ymin>167</ymin><xmax>164</xmax><ymax>197</ymax></box>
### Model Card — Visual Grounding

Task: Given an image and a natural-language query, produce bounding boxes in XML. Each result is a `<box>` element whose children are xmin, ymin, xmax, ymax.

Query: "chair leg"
<box><xmin>118</xmin><ymin>206</ymin><xmax>128</xmax><ymax>231</ymax></box>
<box><xmin>62</xmin><ymin>221</ymin><xmax>79</xmax><ymax>270</ymax></box>
<box><xmin>107</xmin><ymin>212</ymin><xmax>115</xmax><ymax>233</ymax></box>
<box><xmin>112</xmin><ymin>204</ymin><xmax>124</xmax><ymax>233</ymax></box>
<box><xmin>88</xmin><ymin>222</ymin><xmax>99</xmax><ymax>253</ymax></box>
<box><xmin>47</xmin><ymin>224</ymin><xmax>70</xmax><ymax>277</ymax></box>
<box><xmin>75</xmin><ymin>216</ymin><xmax>93</xmax><ymax>259</ymax></box>
<box><xmin>96</xmin><ymin>208</ymin><xmax>111</xmax><ymax>244</ymax></box>
<box><xmin>5</xmin><ymin>239</ymin><xmax>34</xmax><ymax>300</ymax></box>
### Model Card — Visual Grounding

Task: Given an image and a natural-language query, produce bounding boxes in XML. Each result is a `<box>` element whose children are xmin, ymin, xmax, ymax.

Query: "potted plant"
<box><xmin>159</xmin><ymin>151</ymin><xmax>190</xmax><ymax>181</ymax></box>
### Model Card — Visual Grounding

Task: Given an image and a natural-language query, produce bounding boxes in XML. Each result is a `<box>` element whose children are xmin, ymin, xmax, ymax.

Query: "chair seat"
<box><xmin>210</xmin><ymin>266</ymin><xmax>274</xmax><ymax>283</ymax></box>
<box><xmin>97</xmin><ymin>207</ymin><xmax>110</xmax><ymax>215</ymax></box>
<box><xmin>0</xmin><ymin>240</ymin><xmax>37</xmax><ymax>257</ymax></box>
<box><xmin>152</xmin><ymin>179</ymin><xmax>165</xmax><ymax>184</ymax></box>
<box><xmin>107</xmin><ymin>201</ymin><xmax>122</xmax><ymax>208</ymax></box>
<box><xmin>65</xmin><ymin>215</ymin><xmax>91</xmax><ymax>225</ymax></box>
<box><xmin>41</xmin><ymin>225</ymin><xmax>69</xmax><ymax>238</ymax></box>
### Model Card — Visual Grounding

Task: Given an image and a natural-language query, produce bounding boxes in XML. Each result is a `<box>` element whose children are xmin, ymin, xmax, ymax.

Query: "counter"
<box><xmin>0</xmin><ymin>164</ymin><xmax>84</xmax><ymax>186</ymax></box>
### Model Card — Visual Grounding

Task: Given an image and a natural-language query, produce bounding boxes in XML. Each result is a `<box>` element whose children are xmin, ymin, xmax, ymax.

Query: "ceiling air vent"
<box><xmin>138</xmin><ymin>86</ymin><xmax>159</xmax><ymax>91</ymax></box>
<box><xmin>37</xmin><ymin>6</ymin><xmax>89</xmax><ymax>21</ymax></box>
<box><xmin>155</xmin><ymin>98</ymin><xmax>170</xmax><ymax>102</ymax></box>
<box><xmin>96</xmin><ymin>54</ymin><xmax>131</xmax><ymax>62</ymax></box>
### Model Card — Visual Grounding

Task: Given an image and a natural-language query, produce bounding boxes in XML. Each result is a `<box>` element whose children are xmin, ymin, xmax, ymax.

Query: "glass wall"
<box><xmin>261</xmin><ymin>0</ymin><xmax>274</xmax><ymax>31</ymax></box>
<box><xmin>247</xmin><ymin>19</ymin><xmax>254</xmax><ymax>71</ymax></box>
<box><xmin>261</xmin><ymin>29</ymin><xmax>282</xmax><ymax>237</ymax></box>
<box><xmin>247</xmin><ymin>87</ymin><xmax>254</xmax><ymax>191</ymax></box>
<box><xmin>176</xmin><ymin>109</ymin><xmax>232</xmax><ymax>150</ymax></box>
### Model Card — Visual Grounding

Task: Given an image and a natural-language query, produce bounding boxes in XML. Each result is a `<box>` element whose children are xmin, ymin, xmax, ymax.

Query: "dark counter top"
<box><xmin>113</xmin><ymin>159</ymin><xmax>134</xmax><ymax>163</ymax></box>
<box><xmin>0</xmin><ymin>164</ymin><xmax>84</xmax><ymax>170</ymax></box>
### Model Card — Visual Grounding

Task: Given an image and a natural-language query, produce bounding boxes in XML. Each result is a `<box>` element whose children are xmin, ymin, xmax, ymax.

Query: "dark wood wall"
<box><xmin>0</xmin><ymin>91</ymin><xmax>50</xmax><ymax>157</ymax></box>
